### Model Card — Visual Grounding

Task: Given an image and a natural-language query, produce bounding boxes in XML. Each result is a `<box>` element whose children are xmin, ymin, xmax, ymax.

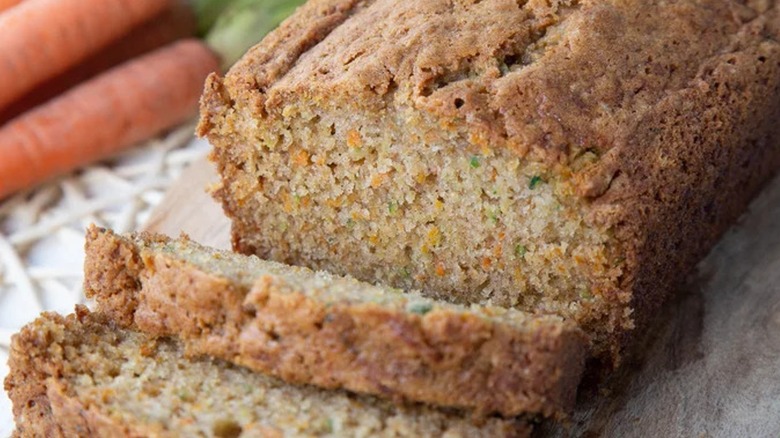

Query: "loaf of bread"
<box><xmin>83</xmin><ymin>226</ymin><xmax>585</xmax><ymax>418</ymax></box>
<box><xmin>5</xmin><ymin>307</ymin><xmax>530</xmax><ymax>437</ymax></box>
<box><xmin>199</xmin><ymin>0</ymin><xmax>780</xmax><ymax>359</ymax></box>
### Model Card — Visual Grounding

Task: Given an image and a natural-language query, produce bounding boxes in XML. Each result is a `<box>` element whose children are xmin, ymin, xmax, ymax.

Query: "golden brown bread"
<box><xmin>83</xmin><ymin>226</ymin><xmax>586</xmax><ymax>419</ymax></box>
<box><xmin>199</xmin><ymin>0</ymin><xmax>780</xmax><ymax>362</ymax></box>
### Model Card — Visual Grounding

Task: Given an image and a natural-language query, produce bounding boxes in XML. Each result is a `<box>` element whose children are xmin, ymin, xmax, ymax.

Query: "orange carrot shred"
<box><xmin>0</xmin><ymin>39</ymin><xmax>220</xmax><ymax>199</ymax></box>
<box><xmin>0</xmin><ymin>0</ymin><xmax>173</xmax><ymax>111</ymax></box>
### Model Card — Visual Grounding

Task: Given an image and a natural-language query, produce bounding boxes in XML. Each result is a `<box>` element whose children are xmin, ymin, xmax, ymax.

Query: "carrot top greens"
<box><xmin>199</xmin><ymin>0</ymin><xmax>307</xmax><ymax>69</ymax></box>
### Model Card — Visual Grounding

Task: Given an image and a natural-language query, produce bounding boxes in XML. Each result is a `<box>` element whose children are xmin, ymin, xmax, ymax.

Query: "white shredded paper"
<box><xmin>0</xmin><ymin>123</ymin><xmax>209</xmax><ymax>436</ymax></box>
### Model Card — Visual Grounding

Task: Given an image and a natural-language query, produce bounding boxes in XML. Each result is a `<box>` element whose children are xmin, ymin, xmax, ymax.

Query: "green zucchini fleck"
<box><xmin>406</xmin><ymin>301</ymin><xmax>433</xmax><ymax>315</ymax></box>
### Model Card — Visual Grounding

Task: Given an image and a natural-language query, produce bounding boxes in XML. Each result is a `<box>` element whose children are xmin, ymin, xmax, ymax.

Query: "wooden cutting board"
<box><xmin>144</xmin><ymin>157</ymin><xmax>780</xmax><ymax>437</ymax></box>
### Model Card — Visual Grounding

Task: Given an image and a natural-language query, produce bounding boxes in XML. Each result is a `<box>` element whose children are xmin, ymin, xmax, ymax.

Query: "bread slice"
<box><xmin>5</xmin><ymin>308</ymin><xmax>531</xmax><ymax>437</ymax></box>
<box><xmin>198</xmin><ymin>0</ymin><xmax>780</xmax><ymax>361</ymax></box>
<box><xmin>83</xmin><ymin>226</ymin><xmax>585</xmax><ymax>419</ymax></box>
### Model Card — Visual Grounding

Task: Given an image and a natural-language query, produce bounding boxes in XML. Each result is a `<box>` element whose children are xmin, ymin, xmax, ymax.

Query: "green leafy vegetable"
<box><xmin>469</xmin><ymin>155</ymin><xmax>480</xmax><ymax>168</ymax></box>
<box><xmin>528</xmin><ymin>175</ymin><xmax>543</xmax><ymax>189</ymax></box>
<box><xmin>515</xmin><ymin>244</ymin><xmax>527</xmax><ymax>258</ymax></box>
<box><xmin>191</xmin><ymin>0</ymin><xmax>239</xmax><ymax>36</ymax></box>
<box><xmin>204</xmin><ymin>0</ymin><xmax>306</xmax><ymax>69</ymax></box>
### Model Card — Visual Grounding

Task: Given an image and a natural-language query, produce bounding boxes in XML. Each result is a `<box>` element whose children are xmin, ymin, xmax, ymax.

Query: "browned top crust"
<box><xmin>209</xmin><ymin>0</ymin><xmax>776</xmax><ymax>164</ymax></box>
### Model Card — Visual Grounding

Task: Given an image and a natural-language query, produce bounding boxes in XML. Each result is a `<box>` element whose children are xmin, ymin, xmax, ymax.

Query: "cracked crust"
<box><xmin>199</xmin><ymin>0</ymin><xmax>780</xmax><ymax>362</ymax></box>
<box><xmin>202</xmin><ymin>0</ymin><xmax>774</xmax><ymax>162</ymax></box>
<box><xmin>83</xmin><ymin>226</ymin><xmax>587</xmax><ymax>419</ymax></box>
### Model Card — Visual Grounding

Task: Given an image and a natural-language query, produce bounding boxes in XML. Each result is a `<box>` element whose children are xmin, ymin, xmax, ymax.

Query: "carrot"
<box><xmin>0</xmin><ymin>0</ymin><xmax>173</xmax><ymax>112</ymax></box>
<box><xmin>0</xmin><ymin>3</ymin><xmax>196</xmax><ymax>125</ymax></box>
<box><xmin>0</xmin><ymin>40</ymin><xmax>220</xmax><ymax>199</ymax></box>
<box><xmin>0</xmin><ymin>0</ymin><xmax>23</xmax><ymax>13</ymax></box>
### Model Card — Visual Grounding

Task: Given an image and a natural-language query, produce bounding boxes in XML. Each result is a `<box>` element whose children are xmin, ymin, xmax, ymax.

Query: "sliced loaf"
<box><xmin>5</xmin><ymin>308</ymin><xmax>530</xmax><ymax>437</ymax></box>
<box><xmin>198</xmin><ymin>0</ymin><xmax>780</xmax><ymax>361</ymax></box>
<box><xmin>84</xmin><ymin>225</ymin><xmax>586</xmax><ymax>418</ymax></box>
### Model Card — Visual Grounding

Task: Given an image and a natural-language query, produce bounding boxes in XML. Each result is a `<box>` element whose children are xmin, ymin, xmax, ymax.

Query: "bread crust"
<box><xmin>199</xmin><ymin>0</ymin><xmax>780</xmax><ymax>361</ymax></box>
<box><xmin>83</xmin><ymin>226</ymin><xmax>586</xmax><ymax>418</ymax></box>
<box><xmin>3</xmin><ymin>308</ymin><xmax>149</xmax><ymax>438</ymax></box>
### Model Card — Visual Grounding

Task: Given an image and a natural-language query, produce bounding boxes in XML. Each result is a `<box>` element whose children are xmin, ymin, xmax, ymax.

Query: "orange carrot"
<box><xmin>0</xmin><ymin>40</ymin><xmax>220</xmax><ymax>199</ymax></box>
<box><xmin>0</xmin><ymin>0</ymin><xmax>173</xmax><ymax>111</ymax></box>
<box><xmin>0</xmin><ymin>0</ymin><xmax>22</xmax><ymax>13</ymax></box>
<box><xmin>0</xmin><ymin>3</ymin><xmax>196</xmax><ymax>125</ymax></box>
